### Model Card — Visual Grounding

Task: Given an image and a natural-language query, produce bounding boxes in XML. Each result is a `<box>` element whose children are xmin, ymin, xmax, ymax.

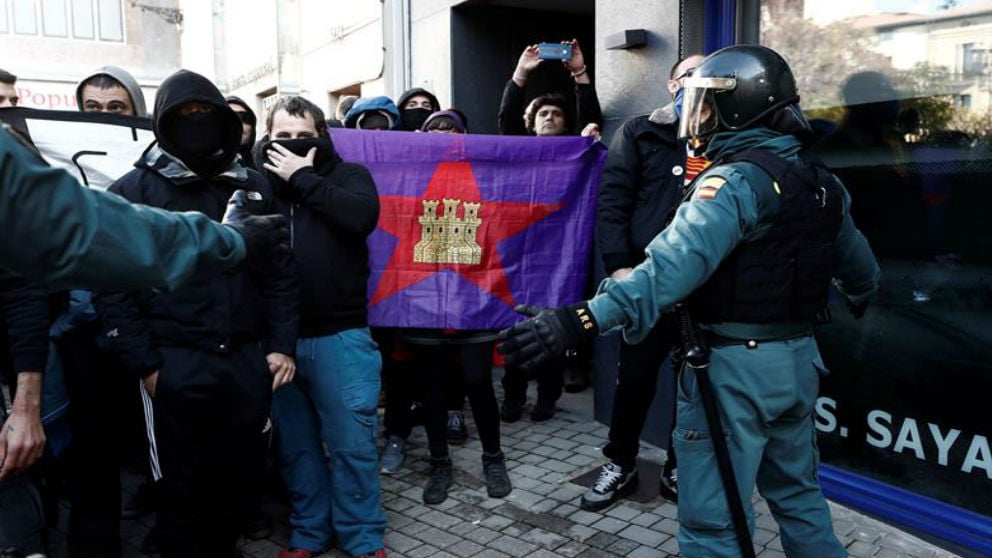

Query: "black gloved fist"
<box><xmin>496</xmin><ymin>302</ymin><xmax>599</xmax><ymax>372</ymax></box>
<box><xmin>222</xmin><ymin>190</ymin><xmax>291</xmax><ymax>266</ymax></box>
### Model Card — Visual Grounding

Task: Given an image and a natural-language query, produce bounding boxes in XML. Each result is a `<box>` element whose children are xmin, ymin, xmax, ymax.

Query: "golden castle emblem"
<box><xmin>414</xmin><ymin>198</ymin><xmax>483</xmax><ymax>265</ymax></box>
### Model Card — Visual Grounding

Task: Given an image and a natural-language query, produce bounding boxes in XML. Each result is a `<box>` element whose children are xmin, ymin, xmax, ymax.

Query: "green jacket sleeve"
<box><xmin>831</xmin><ymin>184</ymin><xmax>881</xmax><ymax>305</ymax></box>
<box><xmin>588</xmin><ymin>166</ymin><xmax>757</xmax><ymax>344</ymax></box>
<box><xmin>0</xmin><ymin>125</ymin><xmax>246</xmax><ymax>291</ymax></box>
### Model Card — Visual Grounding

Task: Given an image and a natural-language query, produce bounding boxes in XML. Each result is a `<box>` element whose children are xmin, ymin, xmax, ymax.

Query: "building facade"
<box><xmin>178</xmin><ymin>0</ymin><xmax>386</xmax><ymax>127</ymax></box>
<box><xmin>0</xmin><ymin>0</ymin><xmax>181</xmax><ymax>110</ymax></box>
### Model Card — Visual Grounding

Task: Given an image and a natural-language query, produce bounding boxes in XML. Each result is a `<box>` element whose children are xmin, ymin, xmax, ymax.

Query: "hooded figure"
<box><xmin>421</xmin><ymin>109</ymin><xmax>469</xmax><ymax>134</ymax></box>
<box><xmin>343</xmin><ymin>96</ymin><xmax>401</xmax><ymax>130</ymax></box>
<box><xmin>92</xmin><ymin>69</ymin><xmax>298</xmax><ymax>558</ymax></box>
<box><xmin>75</xmin><ymin>65</ymin><xmax>148</xmax><ymax>117</ymax></box>
<box><xmin>225</xmin><ymin>95</ymin><xmax>258</xmax><ymax>170</ymax></box>
<box><xmin>397</xmin><ymin>87</ymin><xmax>441</xmax><ymax>132</ymax></box>
<box><xmin>151</xmin><ymin>70</ymin><xmax>243</xmax><ymax>178</ymax></box>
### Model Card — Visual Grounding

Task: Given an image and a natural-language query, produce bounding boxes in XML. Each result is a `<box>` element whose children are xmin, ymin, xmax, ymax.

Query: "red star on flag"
<box><xmin>370</xmin><ymin>161</ymin><xmax>560</xmax><ymax>308</ymax></box>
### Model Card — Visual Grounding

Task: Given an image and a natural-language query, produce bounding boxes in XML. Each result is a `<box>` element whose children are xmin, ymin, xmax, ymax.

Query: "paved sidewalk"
<box><xmin>50</xmin><ymin>374</ymin><xmax>964</xmax><ymax>558</ymax></box>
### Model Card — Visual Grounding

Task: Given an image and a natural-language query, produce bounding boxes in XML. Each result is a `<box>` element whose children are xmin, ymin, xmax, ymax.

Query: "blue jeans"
<box><xmin>272</xmin><ymin>328</ymin><xmax>386</xmax><ymax>555</ymax></box>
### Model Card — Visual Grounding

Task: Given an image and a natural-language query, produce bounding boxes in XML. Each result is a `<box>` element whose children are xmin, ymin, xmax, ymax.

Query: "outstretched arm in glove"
<box><xmin>497</xmin><ymin>303</ymin><xmax>599</xmax><ymax>372</ymax></box>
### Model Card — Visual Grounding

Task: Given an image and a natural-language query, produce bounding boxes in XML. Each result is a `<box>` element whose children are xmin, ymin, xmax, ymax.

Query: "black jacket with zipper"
<box><xmin>93</xmin><ymin>146</ymin><xmax>299</xmax><ymax>376</ymax></box>
<box><xmin>596</xmin><ymin>104</ymin><xmax>688</xmax><ymax>274</ymax></box>
<box><xmin>93</xmin><ymin>70</ymin><xmax>298</xmax><ymax>377</ymax></box>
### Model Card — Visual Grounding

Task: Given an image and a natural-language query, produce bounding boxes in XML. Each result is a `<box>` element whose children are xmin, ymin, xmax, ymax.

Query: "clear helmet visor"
<box><xmin>676</xmin><ymin>76</ymin><xmax>737</xmax><ymax>141</ymax></box>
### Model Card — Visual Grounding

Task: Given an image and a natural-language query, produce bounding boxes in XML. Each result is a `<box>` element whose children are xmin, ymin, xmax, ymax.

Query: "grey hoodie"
<box><xmin>75</xmin><ymin>66</ymin><xmax>148</xmax><ymax>117</ymax></box>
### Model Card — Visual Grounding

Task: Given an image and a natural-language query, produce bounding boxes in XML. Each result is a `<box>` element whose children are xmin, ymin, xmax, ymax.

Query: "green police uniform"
<box><xmin>588</xmin><ymin>127</ymin><xmax>880</xmax><ymax>558</ymax></box>
<box><xmin>0</xmin><ymin>124</ymin><xmax>245</xmax><ymax>290</ymax></box>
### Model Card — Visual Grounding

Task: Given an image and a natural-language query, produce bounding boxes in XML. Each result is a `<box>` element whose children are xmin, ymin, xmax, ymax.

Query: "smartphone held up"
<box><xmin>537</xmin><ymin>42</ymin><xmax>573</xmax><ymax>61</ymax></box>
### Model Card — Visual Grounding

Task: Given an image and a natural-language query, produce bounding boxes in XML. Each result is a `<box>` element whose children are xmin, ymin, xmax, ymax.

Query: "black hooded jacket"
<box><xmin>94</xmin><ymin>70</ymin><xmax>299</xmax><ymax>376</ymax></box>
<box><xmin>226</xmin><ymin>95</ymin><xmax>257</xmax><ymax>170</ymax></box>
<box><xmin>397</xmin><ymin>87</ymin><xmax>440</xmax><ymax>132</ymax></box>
<box><xmin>255</xmin><ymin>136</ymin><xmax>379</xmax><ymax>337</ymax></box>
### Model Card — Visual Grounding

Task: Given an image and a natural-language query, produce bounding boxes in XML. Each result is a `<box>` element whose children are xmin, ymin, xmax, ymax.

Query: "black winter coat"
<box><xmin>596</xmin><ymin>105</ymin><xmax>688</xmax><ymax>274</ymax></box>
<box><xmin>93</xmin><ymin>146</ymin><xmax>299</xmax><ymax>377</ymax></box>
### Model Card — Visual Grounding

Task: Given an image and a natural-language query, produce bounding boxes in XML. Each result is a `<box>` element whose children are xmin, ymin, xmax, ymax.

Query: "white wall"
<box><xmin>409</xmin><ymin>6</ymin><xmax>451</xmax><ymax>107</ymax></box>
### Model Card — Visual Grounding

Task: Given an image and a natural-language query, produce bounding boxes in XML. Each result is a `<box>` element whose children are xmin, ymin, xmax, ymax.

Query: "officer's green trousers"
<box><xmin>673</xmin><ymin>336</ymin><xmax>847</xmax><ymax>558</ymax></box>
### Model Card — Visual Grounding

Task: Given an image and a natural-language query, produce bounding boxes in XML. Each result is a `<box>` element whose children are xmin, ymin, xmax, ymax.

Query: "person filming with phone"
<box><xmin>498</xmin><ymin>39</ymin><xmax>603</xmax><ymax>139</ymax></box>
<box><xmin>495</xmin><ymin>39</ymin><xmax>603</xmax><ymax>425</ymax></box>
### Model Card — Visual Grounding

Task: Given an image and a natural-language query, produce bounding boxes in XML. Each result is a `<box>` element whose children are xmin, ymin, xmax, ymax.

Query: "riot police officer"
<box><xmin>499</xmin><ymin>45</ymin><xmax>880</xmax><ymax>558</ymax></box>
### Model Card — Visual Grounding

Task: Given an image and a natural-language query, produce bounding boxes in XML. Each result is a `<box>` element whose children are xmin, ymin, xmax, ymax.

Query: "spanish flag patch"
<box><xmin>694</xmin><ymin>176</ymin><xmax>727</xmax><ymax>200</ymax></box>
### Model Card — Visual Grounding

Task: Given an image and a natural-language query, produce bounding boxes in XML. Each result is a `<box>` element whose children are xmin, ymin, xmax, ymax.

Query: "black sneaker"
<box><xmin>530</xmin><ymin>398</ymin><xmax>555</xmax><ymax>422</ymax></box>
<box><xmin>446</xmin><ymin>410</ymin><xmax>468</xmax><ymax>444</ymax></box>
<box><xmin>659</xmin><ymin>467</ymin><xmax>678</xmax><ymax>503</ymax></box>
<box><xmin>500</xmin><ymin>396</ymin><xmax>524</xmax><ymax>423</ymax></box>
<box><xmin>482</xmin><ymin>451</ymin><xmax>513</xmax><ymax>498</ymax></box>
<box><xmin>579</xmin><ymin>461</ymin><xmax>639</xmax><ymax>511</ymax></box>
<box><xmin>423</xmin><ymin>457</ymin><xmax>453</xmax><ymax>505</ymax></box>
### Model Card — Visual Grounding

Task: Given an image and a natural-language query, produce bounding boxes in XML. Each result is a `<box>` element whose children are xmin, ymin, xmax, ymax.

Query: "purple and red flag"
<box><xmin>329</xmin><ymin>128</ymin><xmax>606</xmax><ymax>330</ymax></box>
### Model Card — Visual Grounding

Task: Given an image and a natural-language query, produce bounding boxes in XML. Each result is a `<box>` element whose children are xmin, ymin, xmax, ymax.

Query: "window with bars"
<box><xmin>1</xmin><ymin>0</ymin><xmax>123</xmax><ymax>41</ymax></box>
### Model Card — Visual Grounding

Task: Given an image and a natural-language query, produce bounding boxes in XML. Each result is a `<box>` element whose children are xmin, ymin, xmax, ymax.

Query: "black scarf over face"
<box><xmin>160</xmin><ymin>112</ymin><xmax>234</xmax><ymax>177</ymax></box>
<box><xmin>259</xmin><ymin>136</ymin><xmax>343</xmax><ymax>198</ymax></box>
<box><xmin>400</xmin><ymin>108</ymin><xmax>432</xmax><ymax>132</ymax></box>
<box><xmin>152</xmin><ymin>70</ymin><xmax>242</xmax><ymax>179</ymax></box>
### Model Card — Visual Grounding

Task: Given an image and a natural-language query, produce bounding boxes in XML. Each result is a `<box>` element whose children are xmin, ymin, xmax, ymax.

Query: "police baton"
<box><xmin>676</xmin><ymin>303</ymin><xmax>756</xmax><ymax>558</ymax></box>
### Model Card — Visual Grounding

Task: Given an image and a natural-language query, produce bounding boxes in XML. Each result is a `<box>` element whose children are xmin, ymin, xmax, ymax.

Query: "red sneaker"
<box><xmin>278</xmin><ymin>549</ymin><xmax>314</xmax><ymax>558</ymax></box>
<box><xmin>354</xmin><ymin>550</ymin><xmax>387</xmax><ymax>558</ymax></box>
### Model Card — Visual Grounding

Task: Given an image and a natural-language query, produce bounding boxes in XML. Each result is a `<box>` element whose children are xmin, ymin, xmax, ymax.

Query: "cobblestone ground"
<box><xmin>50</xmin><ymin>375</ymin><xmax>963</xmax><ymax>558</ymax></box>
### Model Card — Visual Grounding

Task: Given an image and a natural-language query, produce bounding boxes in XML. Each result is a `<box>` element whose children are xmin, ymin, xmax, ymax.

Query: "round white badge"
<box><xmin>672</xmin><ymin>165</ymin><xmax>684</xmax><ymax>176</ymax></box>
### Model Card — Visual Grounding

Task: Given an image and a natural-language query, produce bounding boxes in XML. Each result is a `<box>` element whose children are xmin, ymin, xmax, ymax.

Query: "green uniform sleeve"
<box><xmin>831</xmin><ymin>185</ymin><xmax>881</xmax><ymax>305</ymax></box>
<box><xmin>0</xmin><ymin>126</ymin><xmax>246</xmax><ymax>291</ymax></box>
<box><xmin>588</xmin><ymin>167</ymin><xmax>760</xmax><ymax>344</ymax></box>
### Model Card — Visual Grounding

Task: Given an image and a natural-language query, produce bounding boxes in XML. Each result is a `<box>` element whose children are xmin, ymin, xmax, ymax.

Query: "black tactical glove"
<box><xmin>222</xmin><ymin>190</ymin><xmax>291</xmax><ymax>267</ymax></box>
<box><xmin>497</xmin><ymin>303</ymin><xmax>599</xmax><ymax>371</ymax></box>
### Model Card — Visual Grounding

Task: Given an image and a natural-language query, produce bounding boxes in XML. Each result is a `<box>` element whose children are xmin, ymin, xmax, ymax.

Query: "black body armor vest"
<box><xmin>689</xmin><ymin>149</ymin><xmax>844</xmax><ymax>325</ymax></box>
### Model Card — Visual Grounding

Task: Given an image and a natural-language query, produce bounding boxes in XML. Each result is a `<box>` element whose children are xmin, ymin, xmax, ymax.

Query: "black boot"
<box><xmin>500</xmin><ymin>396</ymin><xmax>524</xmax><ymax>423</ymax></box>
<box><xmin>482</xmin><ymin>451</ymin><xmax>513</xmax><ymax>498</ymax></box>
<box><xmin>530</xmin><ymin>398</ymin><xmax>556</xmax><ymax>422</ymax></box>
<box><xmin>423</xmin><ymin>457</ymin><xmax>453</xmax><ymax>505</ymax></box>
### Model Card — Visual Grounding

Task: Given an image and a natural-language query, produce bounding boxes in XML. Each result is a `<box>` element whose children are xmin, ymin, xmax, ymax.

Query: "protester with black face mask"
<box><xmin>92</xmin><ymin>69</ymin><xmax>300</xmax><ymax>558</ymax></box>
<box><xmin>256</xmin><ymin>96</ymin><xmax>386</xmax><ymax>558</ymax></box>
<box><xmin>227</xmin><ymin>95</ymin><xmax>258</xmax><ymax>170</ymax></box>
<box><xmin>396</xmin><ymin>87</ymin><xmax>440</xmax><ymax>132</ymax></box>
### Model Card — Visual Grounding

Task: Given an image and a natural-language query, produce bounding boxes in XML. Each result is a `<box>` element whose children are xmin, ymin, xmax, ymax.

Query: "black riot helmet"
<box><xmin>678</xmin><ymin>45</ymin><xmax>800</xmax><ymax>141</ymax></box>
